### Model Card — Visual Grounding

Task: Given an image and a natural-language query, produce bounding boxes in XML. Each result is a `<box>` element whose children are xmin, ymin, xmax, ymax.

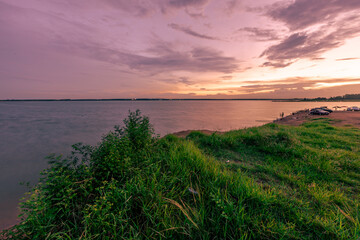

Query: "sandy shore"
<box><xmin>274</xmin><ymin>110</ymin><xmax>360</xmax><ymax>128</ymax></box>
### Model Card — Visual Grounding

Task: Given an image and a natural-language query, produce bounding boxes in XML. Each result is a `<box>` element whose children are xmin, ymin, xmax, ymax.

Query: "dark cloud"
<box><xmin>166</xmin><ymin>0</ymin><xmax>210</xmax><ymax>8</ymax></box>
<box><xmin>162</xmin><ymin>0</ymin><xmax>212</xmax><ymax>16</ymax></box>
<box><xmin>134</xmin><ymin>45</ymin><xmax>238</xmax><ymax>73</ymax></box>
<box><xmin>226</xmin><ymin>0</ymin><xmax>237</xmax><ymax>10</ymax></box>
<box><xmin>267</xmin><ymin>0</ymin><xmax>360</xmax><ymax>30</ymax></box>
<box><xmin>168</xmin><ymin>23</ymin><xmax>219</xmax><ymax>40</ymax></box>
<box><xmin>241</xmin><ymin>83</ymin><xmax>305</xmax><ymax>93</ymax></box>
<box><xmin>103</xmin><ymin>0</ymin><xmax>155</xmax><ymax>17</ymax></box>
<box><xmin>162</xmin><ymin>77</ymin><xmax>360</xmax><ymax>98</ymax></box>
<box><xmin>261</xmin><ymin>15</ymin><xmax>360</xmax><ymax>68</ymax></box>
<box><xmin>261</xmin><ymin>61</ymin><xmax>291</xmax><ymax>68</ymax></box>
<box><xmin>336</xmin><ymin>58</ymin><xmax>359</xmax><ymax>61</ymax></box>
<box><xmin>260</xmin><ymin>0</ymin><xmax>360</xmax><ymax>67</ymax></box>
<box><xmin>184</xmin><ymin>9</ymin><xmax>205</xmax><ymax>18</ymax></box>
<box><xmin>60</xmin><ymin>41</ymin><xmax>238</xmax><ymax>74</ymax></box>
<box><xmin>159</xmin><ymin>76</ymin><xmax>194</xmax><ymax>85</ymax></box>
<box><xmin>260</xmin><ymin>32</ymin><xmax>307</xmax><ymax>66</ymax></box>
<box><xmin>221</xmin><ymin>75</ymin><xmax>233</xmax><ymax>80</ymax></box>
<box><xmin>240</xmin><ymin>77</ymin><xmax>360</xmax><ymax>92</ymax></box>
<box><xmin>239</xmin><ymin>27</ymin><xmax>281</xmax><ymax>41</ymax></box>
<box><xmin>70</xmin><ymin>0</ymin><xmax>211</xmax><ymax>17</ymax></box>
<box><xmin>178</xmin><ymin>77</ymin><xmax>193</xmax><ymax>85</ymax></box>
<box><xmin>221</xmin><ymin>77</ymin><xmax>360</xmax><ymax>98</ymax></box>
<box><xmin>160</xmin><ymin>0</ymin><xmax>211</xmax><ymax>16</ymax></box>
<box><xmin>224</xmin><ymin>0</ymin><xmax>241</xmax><ymax>14</ymax></box>
<box><xmin>312</xmin><ymin>57</ymin><xmax>325</xmax><ymax>61</ymax></box>
<box><xmin>164</xmin><ymin>77</ymin><xmax>360</xmax><ymax>98</ymax></box>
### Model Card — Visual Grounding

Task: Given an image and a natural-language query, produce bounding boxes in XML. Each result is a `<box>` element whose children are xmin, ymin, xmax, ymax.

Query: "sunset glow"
<box><xmin>1</xmin><ymin>0</ymin><xmax>360</xmax><ymax>99</ymax></box>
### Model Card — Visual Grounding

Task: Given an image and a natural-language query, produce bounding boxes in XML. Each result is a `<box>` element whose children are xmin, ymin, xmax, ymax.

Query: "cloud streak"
<box><xmin>239</xmin><ymin>27</ymin><xmax>281</xmax><ymax>41</ymax></box>
<box><xmin>198</xmin><ymin>77</ymin><xmax>360</xmax><ymax>97</ymax></box>
<box><xmin>168</xmin><ymin>23</ymin><xmax>219</xmax><ymax>40</ymax></box>
<box><xmin>102</xmin><ymin>0</ymin><xmax>211</xmax><ymax>17</ymax></box>
<box><xmin>166</xmin><ymin>0</ymin><xmax>210</xmax><ymax>8</ymax></box>
<box><xmin>224</xmin><ymin>0</ymin><xmax>242</xmax><ymax>15</ymax></box>
<box><xmin>239</xmin><ymin>78</ymin><xmax>360</xmax><ymax>92</ymax></box>
<box><xmin>60</xmin><ymin>41</ymin><xmax>239</xmax><ymax>74</ymax></box>
<box><xmin>159</xmin><ymin>76</ymin><xmax>195</xmax><ymax>85</ymax></box>
<box><xmin>259</xmin><ymin>0</ymin><xmax>360</xmax><ymax>68</ymax></box>
<box><xmin>267</xmin><ymin>0</ymin><xmax>360</xmax><ymax>31</ymax></box>
<box><xmin>336</xmin><ymin>58</ymin><xmax>359</xmax><ymax>61</ymax></box>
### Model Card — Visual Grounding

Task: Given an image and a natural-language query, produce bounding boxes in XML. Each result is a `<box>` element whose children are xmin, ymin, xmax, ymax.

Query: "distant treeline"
<box><xmin>0</xmin><ymin>98</ymin><xmax>286</xmax><ymax>102</ymax></box>
<box><xmin>297</xmin><ymin>94</ymin><xmax>360</xmax><ymax>102</ymax></box>
<box><xmin>1</xmin><ymin>94</ymin><xmax>359</xmax><ymax>102</ymax></box>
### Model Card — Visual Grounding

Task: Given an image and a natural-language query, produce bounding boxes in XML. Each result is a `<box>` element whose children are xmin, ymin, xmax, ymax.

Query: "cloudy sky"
<box><xmin>1</xmin><ymin>0</ymin><xmax>360</xmax><ymax>99</ymax></box>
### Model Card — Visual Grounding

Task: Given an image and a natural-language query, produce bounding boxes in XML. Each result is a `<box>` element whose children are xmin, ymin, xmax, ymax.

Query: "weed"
<box><xmin>1</xmin><ymin>114</ymin><xmax>359</xmax><ymax>239</ymax></box>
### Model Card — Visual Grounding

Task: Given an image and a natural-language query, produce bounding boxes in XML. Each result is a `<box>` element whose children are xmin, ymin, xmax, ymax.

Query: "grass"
<box><xmin>1</xmin><ymin>111</ymin><xmax>359</xmax><ymax>239</ymax></box>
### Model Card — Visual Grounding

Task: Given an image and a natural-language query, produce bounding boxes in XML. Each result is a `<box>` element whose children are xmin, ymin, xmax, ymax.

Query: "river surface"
<box><xmin>1</xmin><ymin>100</ymin><xmax>359</xmax><ymax>229</ymax></box>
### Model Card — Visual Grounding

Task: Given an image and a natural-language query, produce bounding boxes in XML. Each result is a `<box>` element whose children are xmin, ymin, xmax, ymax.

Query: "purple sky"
<box><xmin>1</xmin><ymin>0</ymin><xmax>360</xmax><ymax>99</ymax></box>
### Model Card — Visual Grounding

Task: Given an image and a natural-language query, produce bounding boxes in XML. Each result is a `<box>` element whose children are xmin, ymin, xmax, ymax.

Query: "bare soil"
<box><xmin>274</xmin><ymin>110</ymin><xmax>360</xmax><ymax>128</ymax></box>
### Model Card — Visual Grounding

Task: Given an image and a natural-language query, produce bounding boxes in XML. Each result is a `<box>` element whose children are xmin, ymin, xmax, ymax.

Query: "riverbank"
<box><xmin>172</xmin><ymin>110</ymin><xmax>360</xmax><ymax>138</ymax></box>
<box><xmin>274</xmin><ymin>109</ymin><xmax>360</xmax><ymax>128</ymax></box>
<box><xmin>2</xmin><ymin>111</ymin><xmax>359</xmax><ymax>239</ymax></box>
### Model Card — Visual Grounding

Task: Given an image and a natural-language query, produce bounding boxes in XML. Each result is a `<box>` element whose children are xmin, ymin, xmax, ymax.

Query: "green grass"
<box><xmin>1</xmin><ymin>112</ymin><xmax>360</xmax><ymax>239</ymax></box>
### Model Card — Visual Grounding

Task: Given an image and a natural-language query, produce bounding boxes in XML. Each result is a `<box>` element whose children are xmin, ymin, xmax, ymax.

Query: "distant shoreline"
<box><xmin>0</xmin><ymin>98</ymin><xmax>287</xmax><ymax>102</ymax></box>
<box><xmin>1</xmin><ymin>98</ymin><xmax>360</xmax><ymax>102</ymax></box>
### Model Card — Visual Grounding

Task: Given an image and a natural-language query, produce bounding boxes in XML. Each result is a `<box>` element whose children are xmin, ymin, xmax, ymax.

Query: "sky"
<box><xmin>1</xmin><ymin>0</ymin><xmax>360</xmax><ymax>99</ymax></box>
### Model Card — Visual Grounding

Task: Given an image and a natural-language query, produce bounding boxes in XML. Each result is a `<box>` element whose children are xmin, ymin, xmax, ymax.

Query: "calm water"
<box><xmin>1</xmin><ymin>100</ymin><xmax>359</xmax><ymax>229</ymax></box>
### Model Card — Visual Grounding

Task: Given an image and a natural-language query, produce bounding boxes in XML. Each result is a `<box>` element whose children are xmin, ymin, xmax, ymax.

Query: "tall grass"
<box><xmin>1</xmin><ymin>113</ymin><xmax>359</xmax><ymax>239</ymax></box>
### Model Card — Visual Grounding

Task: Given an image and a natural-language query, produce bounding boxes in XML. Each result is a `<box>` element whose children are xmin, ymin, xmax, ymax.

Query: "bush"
<box><xmin>2</xmin><ymin>113</ymin><xmax>359</xmax><ymax>239</ymax></box>
<box><xmin>2</xmin><ymin>110</ymin><xmax>157</xmax><ymax>239</ymax></box>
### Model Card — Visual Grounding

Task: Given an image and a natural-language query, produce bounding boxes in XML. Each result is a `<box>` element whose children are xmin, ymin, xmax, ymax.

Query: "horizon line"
<box><xmin>0</xmin><ymin>98</ymin><xmax>303</xmax><ymax>101</ymax></box>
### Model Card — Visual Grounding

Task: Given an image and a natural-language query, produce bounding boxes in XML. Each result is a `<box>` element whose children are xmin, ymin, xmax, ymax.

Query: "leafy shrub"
<box><xmin>2</xmin><ymin>110</ymin><xmax>157</xmax><ymax>239</ymax></box>
<box><xmin>91</xmin><ymin>110</ymin><xmax>155</xmax><ymax>181</ymax></box>
<box><xmin>2</xmin><ymin>112</ymin><xmax>359</xmax><ymax>240</ymax></box>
